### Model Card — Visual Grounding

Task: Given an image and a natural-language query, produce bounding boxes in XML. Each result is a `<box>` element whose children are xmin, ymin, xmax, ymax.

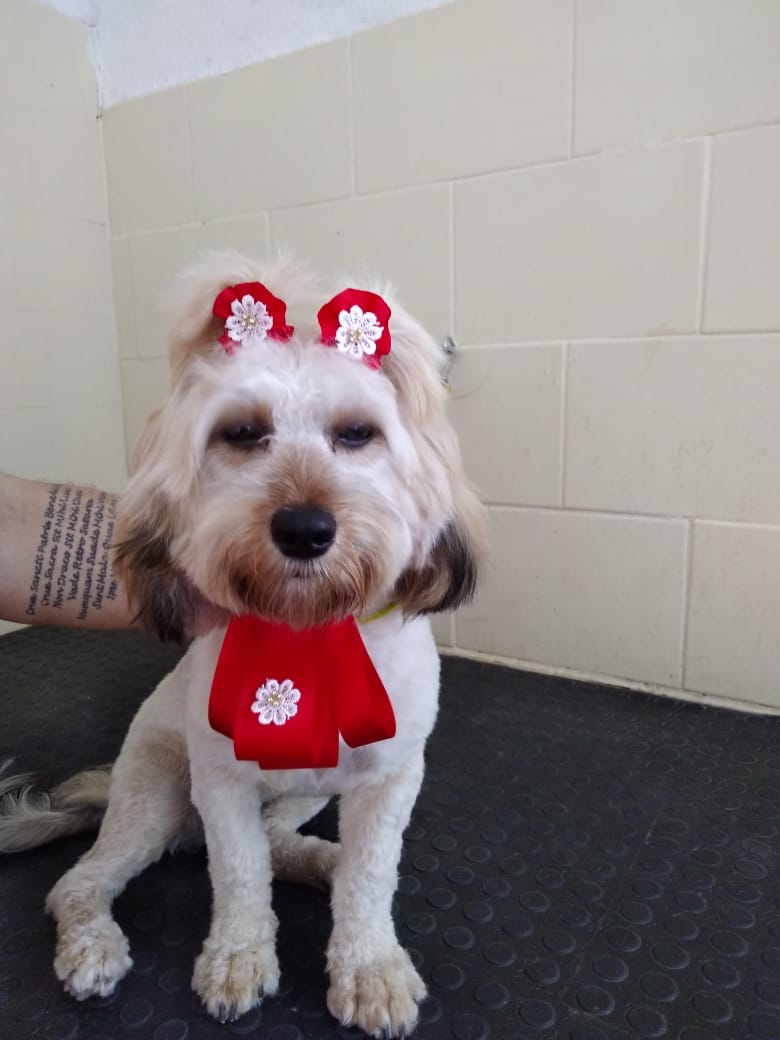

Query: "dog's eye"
<box><xmin>333</xmin><ymin>422</ymin><xmax>375</xmax><ymax>448</ymax></box>
<box><xmin>220</xmin><ymin>423</ymin><xmax>270</xmax><ymax>448</ymax></box>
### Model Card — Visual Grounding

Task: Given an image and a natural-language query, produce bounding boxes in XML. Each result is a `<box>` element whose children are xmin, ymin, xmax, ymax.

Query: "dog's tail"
<box><xmin>0</xmin><ymin>758</ymin><xmax>110</xmax><ymax>853</ymax></box>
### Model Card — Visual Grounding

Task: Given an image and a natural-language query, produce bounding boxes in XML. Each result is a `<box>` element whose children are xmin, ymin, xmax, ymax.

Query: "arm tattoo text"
<box><xmin>26</xmin><ymin>485</ymin><xmax>119</xmax><ymax>619</ymax></box>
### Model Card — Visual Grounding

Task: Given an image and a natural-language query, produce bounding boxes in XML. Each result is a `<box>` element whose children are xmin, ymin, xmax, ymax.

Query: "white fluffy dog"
<box><xmin>0</xmin><ymin>253</ymin><xmax>486</xmax><ymax>1038</ymax></box>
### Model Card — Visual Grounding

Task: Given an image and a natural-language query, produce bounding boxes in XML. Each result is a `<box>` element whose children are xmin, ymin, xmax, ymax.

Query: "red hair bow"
<box><xmin>212</xmin><ymin>281</ymin><xmax>293</xmax><ymax>353</ymax></box>
<box><xmin>317</xmin><ymin>289</ymin><xmax>391</xmax><ymax>370</ymax></box>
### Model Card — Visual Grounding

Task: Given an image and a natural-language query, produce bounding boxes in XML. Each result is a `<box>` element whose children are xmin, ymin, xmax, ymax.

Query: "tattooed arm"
<box><xmin>0</xmin><ymin>473</ymin><xmax>134</xmax><ymax>629</ymax></box>
<box><xmin>0</xmin><ymin>473</ymin><xmax>227</xmax><ymax>635</ymax></box>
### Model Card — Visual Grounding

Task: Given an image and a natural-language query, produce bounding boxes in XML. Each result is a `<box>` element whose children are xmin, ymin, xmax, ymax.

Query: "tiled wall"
<box><xmin>104</xmin><ymin>0</ymin><xmax>780</xmax><ymax>709</ymax></box>
<box><xmin>0</xmin><ymin>0</ymin><xmax>126</xmax><ymax>494</ymax></box>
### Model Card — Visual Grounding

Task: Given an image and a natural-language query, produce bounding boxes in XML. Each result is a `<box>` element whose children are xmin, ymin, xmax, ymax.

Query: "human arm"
<box><xmin>0</xmin><ymin>473</ymin><xmax>135</xmax><ymax>629</ymax></box>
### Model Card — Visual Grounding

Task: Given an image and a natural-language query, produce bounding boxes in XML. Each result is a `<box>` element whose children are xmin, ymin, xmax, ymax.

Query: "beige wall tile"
<box><xmin>353</xmin><ymin>0</ymin><xmax>569</xmax><ymax>192</ymax></box>
<box><xmin>271</xmin><ymin>186</ymin><xmax>450</xmax><ymax>336</ymax></box>
<box><xmin>84</xmin><ymin>221</ymin><xmax>116</xmax><ymax>316</ymax></box>
<box><xmin>0</xmin><ymin>408</ymin><xmax>55</xmax><ymax>480</ymax></box>
<box><xmin>457</xmin><ymin>508</ymin><xmax>686</xmax><ymax>686</ymax></box>
<box><xmin>430</xmin><ymin>614</ymin><xmax>452</xmax><ymax>648</ymax></box>
<box><xmin>0</xmin><ymin>0</ymin><xmax>95</xmax><ymax>116</ymax></box>
<box><xmin>121</xmin><ymin>359</ymin><xmax>170</xmax><ymax>463</ymax></box>
<box><xmin>0</xmin><ymin>314</ymin><xmax>49</xmax><ymax>408</ymax></box>
<box><xmin>102</xmin><ymin>88</ymin><xmax>193</xmax><ymax>234</ymax></box>
<box><xmin>448</xmin><ymin>345</ymin><xmax>562</xmax><ymax>506</ymax></box>
<box><xmin>0</xmin><ymin>100</ymin><xmax>33</xmax><ymax>207</ymax></box>
<box><xmin>129</xmin><ymin>226</ymin><xmax>204</xmax><ymax>358</ymax></box>
<box><xmin>575</xmin><ymin>0</ymin><xmax>780</xmax><ymax>154</ymax></box>
<box><xmin>686</xmin><ymin>523</ymin><xmax>780</xmax><ymax>708</ymax></box>
<box><xmin>25</xmin><ymin>215</ymin><xmax>113</xmax><ymax>315</ymax></box>
<box><xmin>128</xmin><ymin>216</ymin><xmax>270</xmax><ymax>358</ymax></box>
<box><xmin>566</xmin><ymin>336</ymin><xmax>780</xmax><ymax>523</ymax></box>
<box><xmin>0</xmin><ymin>0</ymin><xmax>122</xmax><ymax>498</ymax></box>
<box><xmin>0</xmin><ymin>204</ymin><xmax>37</xmax><ymax>311</ymax></box>
<box><xmin>46</xmin><ymin>314</ymin><xmax>122</xmax><ymax>408</ymax></box>
<box><xmin>188</xmin><ymin>42</ymin><xmax>351</xmax><ymax>220</ymax></box>
<box><xmin>1</xmin><ymin>310</ymin><xmax>121</xmax><ymax>416</ymax></box>
<box><xmin>456</xmin><ymin>143</ymin><xmax>702</xmax><ymax>343</ymax></box>
<box><xmin>110</xmin><ymin>237</ymin><xmax>138</xmax><ymax>359</ymax></box>
<box><xmin>29</xmin><ymin>110</ymin><xmax>106</xmax><ymax>222</ymax></box>
<box><xmin>49</xmin><ymin>404</ymin><xmax>128</xmax><ymax>491</ymax></box>
<box><xmin>201</xmin><ymin>215</ymin><xmax>271</xmax><ymax>259</ymax></box>
<box><xmin>704</xmin><ymin>126</ymin><xmax>780</xmax><ymax>333</ymax></box>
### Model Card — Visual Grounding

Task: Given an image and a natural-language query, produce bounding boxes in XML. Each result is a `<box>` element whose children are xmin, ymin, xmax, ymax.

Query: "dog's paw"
<box><xmin>192</xmin><ymin>939</ymin><xmax>280</xmax><ymax>1023</ymax></box>
<box><xmin>54</xmin><ymin>916</ymin><xmax>132</xmax><ymax>1000</ymax></box>
<box><xmin>327</xmin><ymin>945</ymin><xmax>426</xmax><ymax>1038</ymax></box>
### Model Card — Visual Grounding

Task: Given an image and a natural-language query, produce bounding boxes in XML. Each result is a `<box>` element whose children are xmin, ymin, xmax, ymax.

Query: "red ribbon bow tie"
<box><xmin>208</xmin><ymin>616</ymin><xmax>397</xmax><ymax>770</ymax></box>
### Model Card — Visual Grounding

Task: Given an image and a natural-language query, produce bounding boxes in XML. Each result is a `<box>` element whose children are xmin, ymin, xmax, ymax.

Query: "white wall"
<box><xmin>37</xmin><ymin>0</ymin><xmax>455</xmax><ymax>107</ymax></box>
<box><xmin>0</xmin><ymin>0</ymin><xmax>125</xmax><ymax>492</ymax></box>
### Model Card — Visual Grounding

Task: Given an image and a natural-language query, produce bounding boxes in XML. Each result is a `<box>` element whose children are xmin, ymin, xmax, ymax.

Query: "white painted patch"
<box><xmin>36</xmin><ymin>0</ymin><xmax>455</xmax><ymax>109</ymax></box>
<box><xmin>36</xmin><ymin>0</ymin><xmax>98</xmax><ymax>25</ymax></box>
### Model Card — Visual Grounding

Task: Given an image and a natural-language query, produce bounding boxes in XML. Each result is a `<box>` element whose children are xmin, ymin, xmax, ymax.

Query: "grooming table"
<box><xmin>1</xmin><ymin>627</ymin><xmax>779</xmax><ymax>1040</ymax></box>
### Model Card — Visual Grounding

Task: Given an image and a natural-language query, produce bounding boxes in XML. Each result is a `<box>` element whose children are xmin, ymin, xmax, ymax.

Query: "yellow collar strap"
<box><xmin>360</xmin><ymin>602</ymin><xmax>398</xmax><ymax>624</ymax></box>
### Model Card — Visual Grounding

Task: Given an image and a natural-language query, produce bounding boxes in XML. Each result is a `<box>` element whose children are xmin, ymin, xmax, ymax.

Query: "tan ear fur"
<box><xmin>373</xmin><ymin>291</ymin><xmax>488</xmax><ymax>615</ymax></box>
<box><xmin>113</xmin><ymin>495</ymin><xmax>198</xmax><ymax>643</ymax></box>
<box><xmin>394</xmin><ymin>479</ymin><xmax>487</xmax><ymax>616</ymax></box>
<box><xmin>114</xmin><ymin>408</ymin><xmax>199</xmax><ymax>642</ymax></box>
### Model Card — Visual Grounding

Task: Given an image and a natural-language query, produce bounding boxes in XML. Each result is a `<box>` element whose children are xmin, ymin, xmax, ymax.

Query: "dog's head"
<box><xmin>115</xmin><ymin>252</ymin><xmax>487</xmax><ymax>640</ymax></box>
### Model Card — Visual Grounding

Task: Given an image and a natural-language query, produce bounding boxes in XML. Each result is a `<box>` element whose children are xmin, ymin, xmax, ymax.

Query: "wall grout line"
<box><xmin>182</xmin><ymin>86</ymin><xmax>197</xmax><ymax>226</ymax></box>
<box><xmin>346</xmin><ymin>36</ymin><xmax>357</xmax><ymax>197</ymax></box>
<box><xmin>448</xmin><ymin>175</ymin><xmax>458</xmax><ymax>655</ymax></box>
<box><xmin>91</xmin><ymin>118</ymin><xmax>780</xmax><ymax>249</ymax></box>
<box><xmin>447</xmin><ymin>330</ymin><xmax>780</xmax><ymax>349</ymax></box>
<box><xmin>695</xmin><ymin>137</ymin><xmax>714</xmax><ymax>332</ymax></box>
<box><xmin>679</xmin><ymin>519</ymin><xmax>694</xmax><ymax>689</ymax></box>
<box><xmin>558</xmin><ymin>343</ymin><xmax>569</xmax><ymax>506</ymax></box>
<box><xmin>482</xmin><ymin>502</ymin><xmax>780</xmax><ymax>532</ymax></box>
<box><xmin>91</xmin><ymin>120</ymin><xmax>774</xmax><ymax>228</ymax></box>
<box><xmin>448</xmin><ymin>181</ymin><xmax>456</xmax><ymax>337</ymax></box>
<box><xmin>262</xmin><ymin>210</ymin><xmax>272</xmax><ymax>254</ymax></box>
<box><xmin>307</xmin><ymin>119</ymin><xmax>780</xmax><ymax>203</ymax></box>
<box><xmin>567</xmin><ymin>0</ymin><xmax>577</xmax><ymax>158</ymax></box>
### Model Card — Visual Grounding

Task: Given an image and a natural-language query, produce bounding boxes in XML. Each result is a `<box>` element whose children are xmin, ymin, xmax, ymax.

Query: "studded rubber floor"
<box><xmin>2</xmin><ymin>627</ymin><xmax>780</xmax><ymax>1040</ymax></box>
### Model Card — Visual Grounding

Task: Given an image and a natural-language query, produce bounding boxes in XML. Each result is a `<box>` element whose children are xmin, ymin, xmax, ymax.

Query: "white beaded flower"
<box><xmin>335</xmin><ymin>305</ymin><xmax>384</xmax><ymax>361</ymax></box>
<box><xmin>251</xmin><ymin>678</ymin><xmax>300</xmax><ymax>726</ymax></box>
<box><xmin>225</xmin><ymin>294</ymin><xmax>273</xmax><ymax>347</ymax></box>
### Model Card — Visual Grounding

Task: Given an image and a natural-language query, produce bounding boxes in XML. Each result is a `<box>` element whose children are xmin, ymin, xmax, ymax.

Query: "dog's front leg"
<box><xmin>327</xmin><ymin>757</ymin><xmax>427</xmax><ymax>1038</ymax></box>
<box><xmin>190</xmin><ymin>764</ymin><xmax>279</xmax><ymax>1023</ymax></box>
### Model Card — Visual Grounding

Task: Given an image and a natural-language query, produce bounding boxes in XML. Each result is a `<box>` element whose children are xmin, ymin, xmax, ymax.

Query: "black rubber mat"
<box><xmin>2</xmin><ymin>627</ymin><xmax>780</xmax><ymax>1040</ymax></box>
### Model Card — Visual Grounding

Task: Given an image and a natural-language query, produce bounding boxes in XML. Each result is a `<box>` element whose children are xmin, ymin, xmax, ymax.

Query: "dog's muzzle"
<box><xmin>270</xmin><ymin>505</ymin><xmax>337</xmax><ymax>560</ymax></box>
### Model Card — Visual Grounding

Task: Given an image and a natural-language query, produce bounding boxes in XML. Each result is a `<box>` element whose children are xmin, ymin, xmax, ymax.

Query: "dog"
<box><xmin>0</xmin><ymin>252</ymin><xmax>487</xmax><ymax>1038</ymax></box>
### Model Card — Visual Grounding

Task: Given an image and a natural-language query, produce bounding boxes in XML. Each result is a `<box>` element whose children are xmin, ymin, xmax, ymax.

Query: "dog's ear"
<box><xmin>356</xmin><ymin>288</ymin><xmax>488</xmax><ymax>616</ymax></box>
<box><xmin>395</xmin><ymin>483</ymin><xmax>487</xmax><ymax>616</ymax></box>
<box><xmin>113</xmin><ymin>499</ymin><xmax>198</xmax><ymax>643</ymax></box>
<box><xmin>114</xmin><ymin>408</ymin><xmax>199</xmax><ymax>643</ymax></box>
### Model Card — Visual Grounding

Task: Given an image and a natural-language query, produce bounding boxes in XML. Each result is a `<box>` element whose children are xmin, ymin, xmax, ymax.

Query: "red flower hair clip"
<box><xmin>213</xmin><ymin>281</ymin><xmax>293</xmax><ymax>354</ymax></box>
<box><xmin>317</xmin><ymin>289</ymin><xmax>391</xmax><ymax>370</ymax></box>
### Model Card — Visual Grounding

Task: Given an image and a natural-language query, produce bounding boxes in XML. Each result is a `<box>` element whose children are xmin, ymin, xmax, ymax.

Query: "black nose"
<box><xmin>270</xmin><ymin>505</ymin><xmax>337</xmax><ymax>560</ymax></box>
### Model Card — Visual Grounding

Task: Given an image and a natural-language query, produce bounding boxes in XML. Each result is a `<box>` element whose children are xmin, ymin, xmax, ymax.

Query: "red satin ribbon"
<box><xmin>208</xmin><ymin>616</ymin><xmax>396</xmax><ymax>769</ymax></box>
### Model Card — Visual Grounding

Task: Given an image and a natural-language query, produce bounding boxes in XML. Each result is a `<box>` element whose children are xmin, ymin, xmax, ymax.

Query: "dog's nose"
<box><xmin>270</xmin><ymin>505</ymin><xmax>337</xmax><ymax>559</ymax></box>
